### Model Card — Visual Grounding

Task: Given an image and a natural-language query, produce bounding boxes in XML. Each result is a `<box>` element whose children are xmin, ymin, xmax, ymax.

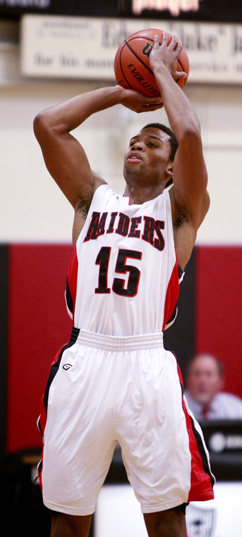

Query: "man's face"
<box><xmin>123</xmin><ymin>127</ymin><xmax>172</xmax><ymax>186</ymax></box>
<box><xmin>187</xmin><ymin>355</ymin><xmax>224</xmax><ymax>406</ymax></box>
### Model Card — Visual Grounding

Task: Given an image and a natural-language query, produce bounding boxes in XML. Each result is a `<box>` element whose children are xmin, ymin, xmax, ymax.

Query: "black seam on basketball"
<box><xmin>125</xmin><ymin>37</ymin><xmax>155</xmax><ymax>76</ymax></box>
<box><xmin>118</xmin><ymin>45</ymin><xmax>134</xmax><ymax>89</ymax></box>
<box><xmin>178</xmin><ymin>58</ymin><xmax>185</xmax><ymax>71</ymax></box>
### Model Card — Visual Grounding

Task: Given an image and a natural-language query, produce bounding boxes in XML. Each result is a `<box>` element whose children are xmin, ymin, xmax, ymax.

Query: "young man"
<box><xmin>34</xmin><ymin>34</ymin><xmax>214</xmax><ymax>537</ymax></box>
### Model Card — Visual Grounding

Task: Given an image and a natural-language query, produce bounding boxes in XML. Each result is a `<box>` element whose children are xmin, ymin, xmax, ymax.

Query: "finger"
<box><xmin>176</xmin><ymin>40</ymin><xmax>183</xmax><ymax>56</ymax></box>
<box><xmin>153</xmin><ymin>34</ymin><xmax>160</xmax><ymax>47</ymax></box>
<box><xmin>137</xmin><ymin>94</ymin><xmax>162</xmax><ymax>105</ymax></box>
<box><xmin>123</xmin><ymin>88</ymin><xmax>161</xmax><ymax>103</ymax></box>
<box><xmin>175</xmin><ymin>71</ymin><xmax>187</xmax><ymax>79</ymax></box>
<box><xmin>162</xmin><ymin>31</ymin><xmax>168</xmax><ymax>46</ymax></box>
<box><xmin>168</xmin><ymin>34</ymin><xmax>176</xmax><ymax>49</ymax></box>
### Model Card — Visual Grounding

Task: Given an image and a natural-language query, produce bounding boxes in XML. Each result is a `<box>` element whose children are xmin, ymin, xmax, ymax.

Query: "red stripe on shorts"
<box><xmin>37</xmin><ymin>327</ymin><xmax>80</xmax><ymax>490</ymax></box>
<box><xmin>177</xmin><ymin>364</ymin><xmax>215</xmax><ymax>502</ymax></box>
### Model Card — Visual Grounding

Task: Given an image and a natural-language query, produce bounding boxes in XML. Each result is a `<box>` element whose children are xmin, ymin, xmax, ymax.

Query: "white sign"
<box><xmin>20</xmin><ymin>15</ymin><xmax>242</xmax><ymax>84</ymax></box>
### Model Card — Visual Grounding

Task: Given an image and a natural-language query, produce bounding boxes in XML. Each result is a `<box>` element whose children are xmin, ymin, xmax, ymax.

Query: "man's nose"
<box><xmin>132</xmin><ymin>141</ymin><xmax>144</xmax><ymax>150</ymax></box>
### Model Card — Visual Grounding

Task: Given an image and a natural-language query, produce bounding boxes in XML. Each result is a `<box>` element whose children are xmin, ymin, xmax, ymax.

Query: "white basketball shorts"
<box><xmin>38</xmin><ymin>328</ymin><xmax>214</xmax><ymax>516</ymax></box>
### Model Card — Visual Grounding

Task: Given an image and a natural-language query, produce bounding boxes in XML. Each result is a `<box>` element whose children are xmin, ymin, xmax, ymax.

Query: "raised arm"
<box><xmin>33</xmin><ymin>86</ymin><xmax>163</xmax><ymax>208</ymax></box>
<box><xmin>149</xmin><ymin>34</ymin><xmax>210</xmax><ymax>267</ymax></box>
<box><xmin>34</xmin><ymin>87</ymin><xmax>118</xmax><ymax>209</ymax></box>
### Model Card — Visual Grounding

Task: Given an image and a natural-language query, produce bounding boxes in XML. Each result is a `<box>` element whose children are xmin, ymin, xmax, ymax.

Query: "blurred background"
<box><xmin>0</xmin><ymin>2</ymin><xmax>242</xmax><ymax>536</ymax></box>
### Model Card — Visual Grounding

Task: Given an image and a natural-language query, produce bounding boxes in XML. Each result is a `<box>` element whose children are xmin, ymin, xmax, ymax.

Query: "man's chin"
<box><xmin>196</xmin><ymin>394</ymin><xmax>212</xmax><ymax>405</ymax></box>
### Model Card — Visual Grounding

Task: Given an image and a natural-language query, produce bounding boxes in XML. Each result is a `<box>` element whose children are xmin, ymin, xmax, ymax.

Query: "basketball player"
<box><xmin>34</xmin><ymin>33</ymin><xmax>214</xmax><ymax>537</ymax></box>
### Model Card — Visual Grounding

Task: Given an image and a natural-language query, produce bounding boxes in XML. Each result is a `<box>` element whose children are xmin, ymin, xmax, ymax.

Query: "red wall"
<box><xmin>196</xmin><ymin>246</ymin><xmax>242</xmax><ymax>399</ymax></box>
<box><xmin>7</xmin><ymin>244</ymin><xmax>73</xmax><ymax>453</ymax></box>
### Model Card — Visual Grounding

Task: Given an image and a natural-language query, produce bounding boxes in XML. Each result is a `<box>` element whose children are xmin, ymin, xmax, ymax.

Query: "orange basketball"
<box><xmin>114</xmin><ymin>28</ymin><xmax>189</xmax><ymax>97</ymax></box>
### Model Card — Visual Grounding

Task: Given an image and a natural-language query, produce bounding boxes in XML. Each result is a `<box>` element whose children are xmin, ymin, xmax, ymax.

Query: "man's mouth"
<box><xmin>127</xmin><ymin>152</ymin><xmax>142</xmax><ymax>163</ymax></box>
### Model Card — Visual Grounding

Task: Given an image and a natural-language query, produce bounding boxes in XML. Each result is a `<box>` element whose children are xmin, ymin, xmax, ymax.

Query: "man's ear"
<box><xmin>166</xmin><ymin>161</ymin><xmax>173</xmax><ymax>179</ymax></box>
<box><xmin>164</xmin><ymin>162</ymin><xmax>173</xmax><ymax>188</ymax></box>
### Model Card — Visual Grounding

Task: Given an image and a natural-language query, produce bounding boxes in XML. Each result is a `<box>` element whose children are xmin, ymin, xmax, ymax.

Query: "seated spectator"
<box><xmin>184</xmin><ymin>353</ymin><xmax>242</xmax><ymax>421</ymax></box>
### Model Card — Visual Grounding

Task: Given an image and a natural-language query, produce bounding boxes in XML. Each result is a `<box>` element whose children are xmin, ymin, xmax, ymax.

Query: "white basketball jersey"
<box><xmin>66</xmin><ymin>184</ymin><xmax>180</xmax><ymax>336</ymax></box>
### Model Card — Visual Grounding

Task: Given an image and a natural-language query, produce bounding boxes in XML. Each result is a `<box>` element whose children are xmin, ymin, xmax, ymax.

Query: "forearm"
<box><xmin>34</xmin><ymin>85</ymin><xmax>123</xmax><ymax>135</ymax></box>
<box><xmin>153</xmin><ymin>64</ymin><xmax>201</xmax><ymax>142</ymax></box>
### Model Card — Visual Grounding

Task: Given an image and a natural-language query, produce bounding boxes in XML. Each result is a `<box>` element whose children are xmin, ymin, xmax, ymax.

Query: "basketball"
<box><xmin>114</xmin><ymin>28</ymin><xmax>189</xmax><ymax>97</ymax></box>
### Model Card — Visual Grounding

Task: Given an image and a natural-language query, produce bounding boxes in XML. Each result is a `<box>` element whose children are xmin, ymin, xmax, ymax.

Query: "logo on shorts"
<box><xmin>62</xmin><ymin>363</ymin><xmax>73</xmax><ymax>371</ymax></box>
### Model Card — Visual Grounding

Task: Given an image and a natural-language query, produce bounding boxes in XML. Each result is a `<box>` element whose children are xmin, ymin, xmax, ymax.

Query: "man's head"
<box><xmin>144</xmin><ymin>123</ymin><xmax>178</xmax><ymax>162</ymax></box>
<box><xmin>123</xmin><ymin>123</ymin><xmax>178</xmax><ymax>190</ymax></box>
<box><xmin>186</xmin><ymin>353</ymin><xmax>224</xmax><ymax>407</ymax></box>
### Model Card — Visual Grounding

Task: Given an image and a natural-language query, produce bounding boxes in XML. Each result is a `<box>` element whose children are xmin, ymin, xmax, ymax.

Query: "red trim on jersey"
<box><xmin>162</xmin><ymin>261</ymin><xmax>180</xmax><ymax>331</ymax></box>
<box><xmin>177</xmin><ymin>365</ymin><xmax>215</xmax><ymax>502</ymax></box>
<box><xmin>37</xmin><ymin>394</ymin><xmax>46</xmax><ymax>490</ymax></box>
<box><xmin>66</xmin><ymin>247</ymin><xmax>78</xmax><ymax>318</ymax></box>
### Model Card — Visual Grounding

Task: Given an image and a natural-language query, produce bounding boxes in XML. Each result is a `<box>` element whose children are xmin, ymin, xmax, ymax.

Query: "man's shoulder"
<box><xmin>214</xmin><ymin>391</ymin><xmax>242</xmax><ymax>416</ymax></box>
<box><xmin>216</xmin><ymin>391</ymin><xmax>242</xmax><ymax>405</ymax></box>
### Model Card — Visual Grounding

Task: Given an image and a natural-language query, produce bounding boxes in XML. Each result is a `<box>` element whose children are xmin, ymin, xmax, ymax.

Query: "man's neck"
<box><xmin>123</xmin><ymin>184</ymin><xmax>166</xmax><ymax>205</ymax></box>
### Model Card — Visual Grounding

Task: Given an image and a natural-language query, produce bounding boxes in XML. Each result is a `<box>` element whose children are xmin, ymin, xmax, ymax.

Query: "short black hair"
<box><xmin>143</xmin><ymin>123</ymin><xmax>178</xmax><ymax>161</ymax></box>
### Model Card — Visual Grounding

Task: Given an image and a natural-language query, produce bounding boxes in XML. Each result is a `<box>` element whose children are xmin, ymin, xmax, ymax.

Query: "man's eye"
<box><xmin>147</xmin><ymin>142</ymin><xmax>156</xmax><ymax>148</ymax></box>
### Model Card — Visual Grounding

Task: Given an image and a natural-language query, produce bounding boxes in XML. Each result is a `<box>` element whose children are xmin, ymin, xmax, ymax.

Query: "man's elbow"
<box><xmin>33</xmin><ymin>111</ymin><xmax>50</xmax><ymax>143</ymax></box>
<box><xmin>34</xmin><ymin>110</ymin><xmax>66</xmax><ymax>146</ymax></box>
<box><xmin>182</xmin><ymin>115</ymin><xmax>201</xmax><ymax>141</ymax></box>
<box><xmin>177</xmin><ymin>121</ymin><xmax>203</xmax><ymax>155</ymax></box>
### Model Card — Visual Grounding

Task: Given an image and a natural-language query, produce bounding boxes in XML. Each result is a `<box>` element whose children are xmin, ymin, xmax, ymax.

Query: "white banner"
<box><xmin>20</xmin><ymin>15</ymin><xmax>242</xmax><ymax>84</ymax></box>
